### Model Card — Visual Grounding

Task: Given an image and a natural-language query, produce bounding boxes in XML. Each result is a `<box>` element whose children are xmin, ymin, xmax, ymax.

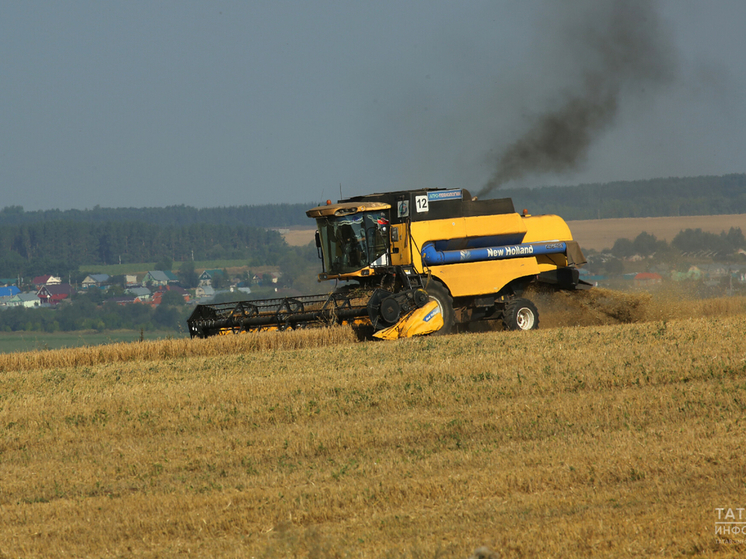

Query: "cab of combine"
<box><xmin>307</xmin><ymin>201</ymin><xmax>393</xmax><ymax>278</ymax></box>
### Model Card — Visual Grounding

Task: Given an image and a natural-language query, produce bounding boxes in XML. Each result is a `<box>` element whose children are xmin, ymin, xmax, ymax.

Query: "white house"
<box><xmin>6</xmin><ymin>293</ymin><xmax>41</xmax><ymax>308</ymax></box>
<box><xmin>81</xmin><ymin>274</ymin><xmax>110</xmax><ymax>289</ymax></box>
<box><xmin>143</xmin><ymin>271</ymin><xmax>170</xmax><ymax>287</ymax></box>
<box><xmin>125</xmin><ymin>287</ymin><xmax>152</xmax><ymax>301</ymax></box>
<box><xmin>195</xmin><ymin>285</ymin><xmax>215</xmax><ymax>300</ymax></box>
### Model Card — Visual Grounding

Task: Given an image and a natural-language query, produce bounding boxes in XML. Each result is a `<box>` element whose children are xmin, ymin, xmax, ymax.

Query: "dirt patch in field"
<box><xmin>569</xmin><ymin>214</ymin><xmax>746</xmax><ymax>251</ymax></box>
<box><xmin>282</xmin><ymin>228</ymin><xmax>316</xmax><ymax>246</ymax></box>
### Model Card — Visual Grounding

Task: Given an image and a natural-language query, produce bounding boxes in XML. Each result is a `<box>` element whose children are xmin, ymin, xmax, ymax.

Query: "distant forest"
<box><xmin>499</xmin><ymin>174</ymin><xmax>746</xmax><ymax>220</ymax></box>
<box><xmin>0</xmin><ymin>203</ymin><xmax>312</xmax><ymax>228</ymax></box>
<box><xmin>1</xmin><ymin>174</ymin><xmax>744</xmax><ymax>229</ymax></box>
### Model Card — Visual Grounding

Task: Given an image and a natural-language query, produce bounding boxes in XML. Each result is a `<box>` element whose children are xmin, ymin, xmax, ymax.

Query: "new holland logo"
<box><xmin>424</xmin><ymin>308</ymin><xmax>441</xmax><ymax>322</ymax></box>
<box><xmin>504</xmin><ymin>245</ymin><xmax>534</xmax><ymax>256</ymax></box>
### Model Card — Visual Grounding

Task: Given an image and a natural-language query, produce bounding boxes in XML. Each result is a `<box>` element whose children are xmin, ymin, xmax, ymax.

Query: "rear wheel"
<box><xmin>424</xmin><ymin>280</ymin><xmax>455</xmax><ymax>335</ymax></box>
<box><xmin>502</xmin><ymin>298</ymin><xmax>539</xmax><ymax>331</ymax></box>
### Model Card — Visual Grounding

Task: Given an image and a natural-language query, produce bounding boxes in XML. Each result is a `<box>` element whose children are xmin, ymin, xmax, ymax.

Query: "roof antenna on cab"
<box><xmin>339</xmin><ymin>183</ymin><xmax>343</xmax><ymax>200</ymax></box>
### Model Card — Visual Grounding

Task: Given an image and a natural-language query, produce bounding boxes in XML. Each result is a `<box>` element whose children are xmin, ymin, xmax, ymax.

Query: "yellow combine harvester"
<box><xmin>187</xmin><ymin>188</ymin><xmax>589</xmax><ymax>339</ymax></box>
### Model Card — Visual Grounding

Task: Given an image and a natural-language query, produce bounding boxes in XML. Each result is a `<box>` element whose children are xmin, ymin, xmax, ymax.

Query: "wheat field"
<box><xmin>1</xmin><ymin>291</ymin><xmax>745</xmax><ymax>557</ymax></box>
<box><xmin>567</xmin><ymin>214</ymin><xmax>746</xmax><ymax>251</ymax></box>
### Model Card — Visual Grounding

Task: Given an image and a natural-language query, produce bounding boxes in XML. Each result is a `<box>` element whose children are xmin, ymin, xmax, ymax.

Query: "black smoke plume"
<box><xmin>479</xmin><ymin>0</ymin><xmax>677</xmax><ymax>197</ymax></box>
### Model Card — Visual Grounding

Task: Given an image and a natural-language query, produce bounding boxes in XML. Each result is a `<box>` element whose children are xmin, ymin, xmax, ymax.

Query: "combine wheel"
<box><xmin>424</xmin><ymin>280</ymin><xmax>455</xmax><ymax>335</ymax></box>
<box><xmin>502</xmin><ymin>298</ymin><xmax>539</xmax><ymax>331</ymax></box>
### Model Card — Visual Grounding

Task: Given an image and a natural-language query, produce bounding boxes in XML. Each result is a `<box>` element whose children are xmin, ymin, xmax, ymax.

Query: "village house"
<box><xmin>37</xmin><ymin>283</ymin><xmax>74</xmax><ymax>306</ymax></box>
<box><xmin>6</xmin><ymin>293</ymin><xmax>41</xmax><ymax>308</ymax></box>
<box><xmin>124</xmin><ymin>286</ymin><xmax>152</xmax><ymax>301</ymax></box>
<box><xmin>671</xmin><ymin>266</ymin><xmax>703</xmax><ymax>282</ymax></box>
<box><xmin>0</xmin><ymin>286</ymin><xmax>22</xmax><ymax>306</ymax></box>
<box><xmin>198</xmin><ymin>269</ymin><xmax>224</xmax><ymax>287</ymax></box>
<box><xmin>633</xmin><ymin>272</ymin><xmax>663</xmax><ymax>288</ymax></box>
<box><xmin>81</xmin><ymin>274</ymin><xmax>111</xmax><ymax>289</ymax></box>
<box><xmin>32</xmin><ymin>275</ymin><xmax>61</xmax><ymax>289</ymax></box>
<box><xmin>0</xmin><ymin>286</ymin><xmax>21</xmax><ymax>299</ymax></box>
<box><xmin>142</xmin><ymin>271</ymin><xmax>174</xmax><ymax>287</ymax></box>
<box><xmin>194</xmin><ymin>285</ymin><xmax>215</xmax><ymax>301</ymax></box>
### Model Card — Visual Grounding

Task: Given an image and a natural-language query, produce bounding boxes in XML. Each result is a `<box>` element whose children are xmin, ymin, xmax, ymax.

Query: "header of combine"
<box><xmin>188</xmin><ymin>188</ymin><xmax>589</xmax><ymax>340</ymax></box>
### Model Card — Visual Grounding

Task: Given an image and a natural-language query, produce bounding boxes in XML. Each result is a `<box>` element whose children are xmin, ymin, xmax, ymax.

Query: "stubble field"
<box><xmin>1</xmin><ymin>289</ymin><xmax>745</xmax><ymax>557</ymax></box>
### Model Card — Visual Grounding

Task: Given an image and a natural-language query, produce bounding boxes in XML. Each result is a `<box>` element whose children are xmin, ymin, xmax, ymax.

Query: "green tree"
<box><xmin>672</xmin><ymin>229</ymin><xmax>731</xmax><ymax>254</ymax></box>
<box><xmin>160</xmin><ymin>290</ymin><xmax>185</xmax><ymax>307</ymax></box>
<box><xmin>152</xmin><ymin>305</ymin><xmax>184</xmax><ymax>329</ymax></box>
<box><xmin>724</xmin><ymin>227</ymin><xmax>745</xmax><ymax>250</ymax></box>
<box><xmin>177</xmin><ymin>260</ymin><xmax>199</xmax><ymax>288</ymax></box>
<box><xmin>633</xmin><ymin>232</ymin><xmax>658</xmax><ymax>256</ymax></box>
<box><xmin>611</xmin><ymin>238</ymin><xmax>634</xmax><ymax>258</ymax></box>
<box><xmin>77</xmin><ymin>287</ymin><xmax>104</xmax><ymax>304</ymax></box>
<box><xmin>212</xmin><ymin>270</ymin><xmax>227</xmax><ymax>289</ymax></box>
<box><xmin>155</xmin><ymin>255</ymin><xmax>173</xmax><ymax>272</ymax></box>
<box><xmin>106</xmin><ymin>285</ymin><xmax>125</xmax><ymax>298</ymax></box>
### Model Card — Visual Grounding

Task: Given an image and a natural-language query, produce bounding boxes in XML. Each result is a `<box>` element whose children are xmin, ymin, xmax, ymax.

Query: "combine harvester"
<box><xmin>187</xmin><ymin>188</ymin><xmax>590</xmax><ymax>340</ymax></box>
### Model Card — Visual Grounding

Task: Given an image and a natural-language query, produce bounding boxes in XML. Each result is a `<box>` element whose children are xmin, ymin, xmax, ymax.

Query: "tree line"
<box><xmin>500</xmin><ymin>173</ymin><xmax>746</xmax><ymax>220</ymax></box>
<box><xmin>1</xmin><ymin>174</ymin><xmax>745</xmax><ymax>231</ymax></box>
<box><xmin>0</xmin><ymin>221</ymin><xmax>287</xmax><ymax>279</ymax></box>
<box><xmin>610</xmin><ymin>227</ymin><xmax>746</xmax><ymax>259</ymax></box>
<box><xmin>0</xmin><ymin>203</ymin><xmax>312</xmax><ymax>228</ymax></box>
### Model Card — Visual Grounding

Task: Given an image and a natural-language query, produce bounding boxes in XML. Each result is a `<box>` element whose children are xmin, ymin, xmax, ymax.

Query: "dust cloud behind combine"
<box><xmin>478</xmin><ymin>0</ymin><xmax>678</xmax><ymax>197</ymax></box>
<box><xmin>530</xmin><ymin>286</ymin><xmax>746</xmax><ymax>331</ymax></box>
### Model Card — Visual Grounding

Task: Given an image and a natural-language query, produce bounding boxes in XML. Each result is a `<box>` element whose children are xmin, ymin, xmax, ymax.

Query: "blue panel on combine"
<box><xmin>421</xmin><ymin>241</ymin><xmax>567</xmax><ymax>266</ymax></box>
<box><xmin>427</xmin><ymin>189</ymin><xmax>463</xmax><ymax>202</ymax></box>
<box><xmin>432</xmin><ymin>233</ymin><xmax>526</xmax><ymax>252</ymax></box>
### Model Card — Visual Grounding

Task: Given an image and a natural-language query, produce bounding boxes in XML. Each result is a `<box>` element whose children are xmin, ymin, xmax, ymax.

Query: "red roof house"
<box><xmin>37</xmin><ymin>283</ymin><xmax>74</xmax><ymax>305</ymax></box>
<box><xmin>32</xmin><ymin>275</ymin><xmax>61</xmax><ymax>289</ymax></box>
<box><xmin>633</xmin><ymin>272</ymin><xmax>663</xmax><ymax>287</ymax></box>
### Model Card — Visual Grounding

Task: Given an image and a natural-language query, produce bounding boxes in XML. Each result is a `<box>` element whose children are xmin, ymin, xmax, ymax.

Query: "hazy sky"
<box><xmin>2</xmin><ymin>1</ymin><xmax>745</xmax><ymax>211</ymax></box>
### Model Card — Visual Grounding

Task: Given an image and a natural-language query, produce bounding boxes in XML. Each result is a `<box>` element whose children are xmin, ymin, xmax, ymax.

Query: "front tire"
<box><xmin>502</xmin><ymin>298</ymin><xmax>539</xmax><ymax>331</ymax></box>
<box><xmin>424</xmin><ymin>280</ymin><xmax>455</xmax><ymax>335</ymax></box>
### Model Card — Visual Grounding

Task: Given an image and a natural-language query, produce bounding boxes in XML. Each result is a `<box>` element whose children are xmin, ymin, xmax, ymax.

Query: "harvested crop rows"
<box><xmin>0</xmin><ymin>292</ymin><xmax>745</xmax><ymax>557</ymax></box>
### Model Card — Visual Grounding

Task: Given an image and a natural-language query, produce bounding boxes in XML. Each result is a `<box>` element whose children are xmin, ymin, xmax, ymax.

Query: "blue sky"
<box><xmin>2</xmin><ymin>1</ymin><xmax>745</xmax><ymax>210</ymax></box>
